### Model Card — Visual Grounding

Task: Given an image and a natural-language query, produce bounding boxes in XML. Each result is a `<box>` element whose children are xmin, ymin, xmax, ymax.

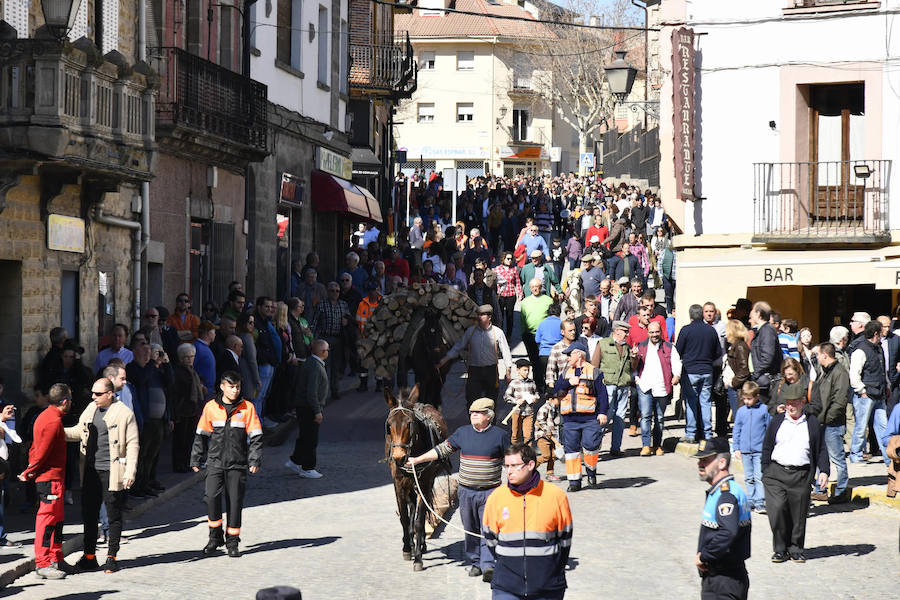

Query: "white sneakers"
<box><xmin>284</xmin><ymin>460</ymin><xmax>323</xmax><ymax>479</ymax></box>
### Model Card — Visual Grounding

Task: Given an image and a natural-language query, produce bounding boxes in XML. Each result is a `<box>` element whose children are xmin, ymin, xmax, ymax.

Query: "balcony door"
<box><xmin>809</xmin><ymin>83</ymin><xmax>864</xmax><ymax>222</ymax></box>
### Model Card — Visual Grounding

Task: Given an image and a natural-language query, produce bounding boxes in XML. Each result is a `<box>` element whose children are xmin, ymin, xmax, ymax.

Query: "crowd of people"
<box><xmin>1</xmin><ymin>168</ymin><xmax>898</xmax><ymax>598</ymax></box>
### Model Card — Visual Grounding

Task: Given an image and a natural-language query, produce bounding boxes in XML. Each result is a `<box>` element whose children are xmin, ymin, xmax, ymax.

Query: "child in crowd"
<box><xmin>503</xmin><ymin>359</ymin><xmax>539</xmax><ymax>446</ymax></box>
<box><xmin>732</xmin><ymin>381</ymin><xmax>770</xmax><ymax>513</ymax></box>
<box><xmin>534</xmin><ymin>394</ymin><xmax>561</xmax><ymax>482</ymax></box>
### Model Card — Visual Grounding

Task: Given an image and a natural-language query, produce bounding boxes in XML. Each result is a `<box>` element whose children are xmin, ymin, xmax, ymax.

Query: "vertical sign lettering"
<box><xmin>672</xmin><ymin>27</ymin><xmax>696</xmax><ymax>201</ymax></box>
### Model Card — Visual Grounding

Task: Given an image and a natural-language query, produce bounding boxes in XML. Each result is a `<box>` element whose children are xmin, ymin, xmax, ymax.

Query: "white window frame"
<box><xmin>457</xmin><ymin>51</ymin><xmax>474</xmax><ymax>71</ymax></box>
<box><xmin>512</xmin><ymin>108</ymin><xmax>529</xmax><ymax>141</ymax></box>
<box><xmin>421</xmin><ymin>51</ymin><xmax>435</xmax><ymax>71</ymax></box>
<box><xmin>417</xmin><ymin>103</ymin><xmax>435</xmax><ymax>123</ymax></box>
<box><xmin>456</xmin><ymin>102</ymin><xmax>474</xmax><ymax>123</ymax></box>
<box><xmin>291</xmin><ymin>0</ymin><xmax>303</xmax><ymax>70</ymax></box>
<box><xmin>317</xmin><ymin>5</ymin><xmax>330</xmax><ymax>85</ymax></box>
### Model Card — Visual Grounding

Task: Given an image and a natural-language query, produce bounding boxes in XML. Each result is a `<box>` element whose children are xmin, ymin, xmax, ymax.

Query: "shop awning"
<box><xmin>311</xmin><ymin>170</ymin><xmax>382</xmax><ymax>223</ymax></box>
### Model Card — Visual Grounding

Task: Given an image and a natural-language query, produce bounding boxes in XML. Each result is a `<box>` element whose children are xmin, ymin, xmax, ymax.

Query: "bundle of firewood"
<box><xmin>357</xmin><ymin>282</ymin><xmax>479</xmax><ymax>379</ymax></box>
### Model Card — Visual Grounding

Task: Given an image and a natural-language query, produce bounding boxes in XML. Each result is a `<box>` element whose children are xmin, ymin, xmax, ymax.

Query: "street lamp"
<box><xmin>605</xmin><ymin>50</ymin><xmax>638</xmax><ymax>103</ymax></box>
<box><xmin>40</xmin><ymin>0</ymin><xmax>82</xmax><ymax>41</ymax></box>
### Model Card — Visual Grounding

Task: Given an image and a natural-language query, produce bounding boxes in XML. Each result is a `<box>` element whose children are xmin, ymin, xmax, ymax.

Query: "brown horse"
<box><xmin>384</xmin><ymin>385</ymin><xmax>448</xmax><ymax>571</ymax></box>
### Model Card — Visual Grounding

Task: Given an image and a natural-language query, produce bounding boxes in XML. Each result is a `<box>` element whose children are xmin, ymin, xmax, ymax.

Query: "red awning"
<box><xmin>311</xmin><ymin>170</ymin><xmax>382</xmax><ymax>223</ymax></box>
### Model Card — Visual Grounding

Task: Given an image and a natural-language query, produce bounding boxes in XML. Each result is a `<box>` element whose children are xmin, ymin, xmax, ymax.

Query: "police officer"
<box><xmin>553</xmin><ymin>339</ymin><xmax>609</xmax><ymax>492</ymax></box>
<box><xmin>693</xmin><ymin>437</ymin><xmax>751</xmax><ymax>600</ymax></box>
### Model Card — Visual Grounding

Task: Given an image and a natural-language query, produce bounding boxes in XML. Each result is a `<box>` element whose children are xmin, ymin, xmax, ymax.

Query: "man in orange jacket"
<box><xmin>483</xmin><ymin>443</ymin><xmax>573</xmax><ymax>599</ymax></box>
<box><xmin>356</xmin><ymin>280</ymin><xmax>382</xmax><ymax>392</ymax></box>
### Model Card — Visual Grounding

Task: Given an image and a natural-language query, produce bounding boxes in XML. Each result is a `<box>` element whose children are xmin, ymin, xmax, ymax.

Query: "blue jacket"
<box><xmin>536</xmin><ymin>316</ymin><xmax>562</xmax><ymax>356</ymax></box>
<box><xmin>732</xmin><ymin>403</ymin><xmax>770</xmax><ymax>454</ymax></box>
<box><xmin>193</xmin><ymin>340</ymin><xmax>217</xmax><ymax>398</ymax></box>
<box><xmin>882</xmin><ymin>402</ymin><xmax>900</xmax><ymax>449</ymax></box>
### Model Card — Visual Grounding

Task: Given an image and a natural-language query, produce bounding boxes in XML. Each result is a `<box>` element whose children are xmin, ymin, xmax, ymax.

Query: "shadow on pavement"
<box><xmin>808</xmin><ymin>501</ymin><xmax>868</xmax><ymax>517</ymax></box>
<box><xmin>0</xmin><ymin>553</ymin><xmax>26</xmax><ymax>566</ymax></box>
<box><xmin>242</xmin><ymin>536</ymin><xmax>340</xmax><ymax>555</ymax></box>
<box><xmin>804</xmin><ymin>543</ymin><xmax>876</xmax><ymax>559</ymax></box>
<box><xmin>44</xmin><ymin>592</ymin><xmax>118</xmax><ymax>600</ymax></box>
<box><xmin>0</xmin><ymin>583</ymin><xmax>42</xmax><ymax>596</ymax></box>
<box><xmin>847</xmin><ymin>475</ymin><xmax>886</xmax><ymax>487</ymax></box>
<box><xmin>125</xmin><ymin>519</ymin><xmax>199</xmax><ymax>542</ymax></box>
<box><xmin>595</xmin><ymin>476</ymin><xmax>656</xmax><ymax>489</ymax></box>
<box><xmin>123</xmin><ymin>549</ymin><xmax>207</xmax><ymax>569</ymax></box>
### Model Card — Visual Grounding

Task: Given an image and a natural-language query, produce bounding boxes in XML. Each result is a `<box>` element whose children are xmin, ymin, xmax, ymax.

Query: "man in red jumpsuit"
<box><xmin>19</xmin><ymin>383</ymin><xmax>74</xmax><ymax>579</ymax></box>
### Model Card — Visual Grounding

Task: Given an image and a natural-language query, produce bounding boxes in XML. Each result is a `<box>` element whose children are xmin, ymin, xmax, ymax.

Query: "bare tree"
<box><xmin>523</xmin><ymin>0</ymin><xmax>642</xmax><ymax>155</ymax></box>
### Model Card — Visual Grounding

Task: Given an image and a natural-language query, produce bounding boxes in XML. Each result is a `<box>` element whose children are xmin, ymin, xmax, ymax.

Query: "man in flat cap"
<box><xmin>553</xmin><ymin>340</ymin><xmax>609</xmax><ymax>492</ymax></box>
<box><xmin>592</xmin><ymin>320</ymin><xmax>633</xmax><ymax>457</ymax></box>
<box><xmin>409</xmin><ymin>398</ymin><xmax>510</xmax><ymax>582</ymax></box>
<box><xmin>439</xmin><ymin>305</ymin><xmax>513</xmax><ymax>409</ymax></box>
<box><xmin>761</xmin><ymin>381</ymin><xmax>829</xmax><ymax>564</ymax></box>
<box><xmin>693</xmin><ymin>437</ymin><xmax>751</xmax><ymax>600</ymax></box>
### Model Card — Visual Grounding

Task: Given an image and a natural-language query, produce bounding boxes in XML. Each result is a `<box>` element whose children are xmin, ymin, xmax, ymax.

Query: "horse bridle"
<box><xmin>386</xmin><ymin>406</ymin><xmax>419</xmax><ymax>455</ymax></box>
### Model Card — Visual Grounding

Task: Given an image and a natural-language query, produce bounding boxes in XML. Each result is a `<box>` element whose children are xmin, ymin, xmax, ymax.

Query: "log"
<box><xmin>393</xmin><ymin>323</ymin><xmax>407</xmax><ymax>340</ymax></box>
<box><xmin>432</xmin><ymin>292</ymin><xmax>450</xmax><ymax>310</ymax></box>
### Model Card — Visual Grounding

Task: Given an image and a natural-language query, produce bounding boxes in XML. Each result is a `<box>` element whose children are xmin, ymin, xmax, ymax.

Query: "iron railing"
<box><xmin>792</xmin><ymin>0</ymin><xmax>872</xmax><ymax>7</ymax></box>
<box><xmin>752</xmin><ymin>160</ymin><xmax>891</xmax><ymax>242</ymax></box>
<box><xmin>349</xmin><ymin>32</ymin><xmax>416</xmax><ymax>98</ymax></box>
<box><xmin>151</xmin><ymin>47</ymin><xmax>267</xmax><ymax>151</ymax></box>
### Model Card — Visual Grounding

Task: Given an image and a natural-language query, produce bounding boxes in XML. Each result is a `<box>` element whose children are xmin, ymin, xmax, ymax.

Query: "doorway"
<box><xmin>818</xmin><ymin>284</ymin><xmax>891</xmax><ymax>337</ymax></box>
<box><xmin>0</xmin><ymin>262</ymin><xmax>21</xmax><ymax>399</ymax></box>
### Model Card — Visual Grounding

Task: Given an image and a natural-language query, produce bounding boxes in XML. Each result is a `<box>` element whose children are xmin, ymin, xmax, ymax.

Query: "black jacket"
<box><xmin>750</xmin><ymin>322</ymin><xmax>782</xmax><ymax>392</ymax></box>
<box><xmin>762</xmin><ymin>413</ymin><xmax>830</xmax><ymax>484</ymax></box>
<box><xmin>811</xmin><ymin>361</ymin><xmax>850</xmax><ymax>427</ymax></box>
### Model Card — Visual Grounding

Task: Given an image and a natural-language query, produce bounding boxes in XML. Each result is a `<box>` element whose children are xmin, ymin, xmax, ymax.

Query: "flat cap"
<box><xmin>611</xmin><ymin>320</ymin><xmax>631</xmax><ymax>331</ymax></box>
<box><xmin>780</xmin><ymin>381</ymin><xmax>808</xmax><ymax>401</ymax></box>
<box><xmin>692</xmin><ymin>437</ymin><xmax>731</xmax><ymax>459</ymax></box>
<box><xmin>580</xmin><ymin>254</ymin><xmax>594</xmax><ymax>262</ymax></box>
<box><xmin>476</xmin><ymin>304</ymin><xmax>493</xmax><ymax>315</ymax></box>
<box><xmin>469</xmin><ymin>398</ymin><xmax>495</xmax><ymax>412</ymax></box>
<box><xmin>563</xmin><ymin>339</ymin><xmax>589</xmax><ymax>355</ymax></box>
<box><xmin>530</xmin><ymin>249</ymin><xmax>544</xmax><ymax>258</ymax></box>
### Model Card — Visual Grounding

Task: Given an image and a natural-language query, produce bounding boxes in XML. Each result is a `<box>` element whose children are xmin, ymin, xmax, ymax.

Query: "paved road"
<box><xmin>4</xmin><ymin>359</ymin><xmax>899</xmax><ymax>599</ymax></box>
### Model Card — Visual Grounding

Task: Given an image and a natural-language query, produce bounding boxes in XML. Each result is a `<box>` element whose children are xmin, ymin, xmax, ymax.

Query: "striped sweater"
<box><xmin>436</xmin><ymin>424</ymin><xmax>510</xmax><ymax>489</ymax></box>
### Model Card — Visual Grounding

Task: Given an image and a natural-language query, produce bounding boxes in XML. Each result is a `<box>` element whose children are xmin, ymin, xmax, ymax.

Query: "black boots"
<box><xmin>226</xmin><ymin>534</ymin><xmax>241</xmax><ymax>558</ymax></box>
<box><xmin>203</xmin><ymin>528</ymin><xmax>225</xmax><ymax>555</ymax></box>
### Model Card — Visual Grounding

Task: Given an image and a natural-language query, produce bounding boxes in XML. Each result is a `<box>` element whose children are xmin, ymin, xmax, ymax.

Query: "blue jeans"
<box><xmin>254</xmin><ymin>363</ymin><xmax>275</xmax><ymax>420</ymax></box>
<box><xmin>100</xmin><ymin>502</ymin><xmax>109</xmax><ymax>536</ymax></box>
<box><xmin>605</xmin><ymin>385</ymin><xmax>630</xmax><ymax>451</ymax></box>
<box><xmin>458</xmin><ymin>485</ymin><xmax>494</xmax><ymax>570</ymax></box>
<box><xmin>493</xmin><ymin>590</ymin><xmax>565</xmax><ymax>600</ymax></box>
<box><xmin>849</xmin><ymin>394</ymin><xmax>888</xmax><ymax>464</ymax></box>
<box><xmin>637</xmin><ymin>389</ymin><xmax>666</xmax><ymax>448</ymax></box>
<box><xmin>740</xmin><ymin>452</ymin><xmax>764</xmax><ymax>509</ymax></box>
<box><xmin>683</xmin><ymin>373</ymin><xmax>713</xmax><ymax>440</ymax></box>
<box><xmin>816</xmin><ymin>424</ymin><xmax>849</xmax><ymax>495</ymax></box>
<box><xmin>727</xmin><ymin>388</ymin><xmax>739</xmax><ymax>421</ymax></box>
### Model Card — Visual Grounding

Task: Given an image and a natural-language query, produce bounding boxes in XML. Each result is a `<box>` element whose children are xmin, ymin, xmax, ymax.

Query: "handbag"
<box><xmin>722</xmin><ymin>356</ymin><xmax>735</xmax><ymax>389</ymax></box>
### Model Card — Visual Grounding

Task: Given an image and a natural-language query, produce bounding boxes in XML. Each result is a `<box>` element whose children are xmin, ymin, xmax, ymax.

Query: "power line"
<box><xmin>515</xmin><ymin>30</ymin><xmax>646</xmax><ymax>57</ymax></box>
<box><xmin>378</xmin><ymin>0</ymin><xmax>657</xmax><ymax>31</ymax></box>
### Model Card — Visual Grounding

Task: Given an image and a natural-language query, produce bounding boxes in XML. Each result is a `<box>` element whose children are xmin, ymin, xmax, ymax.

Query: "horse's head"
<box><xmin>421</xmin><ymin>308</ymin><xmax>447</xmax><ymax>362</ymax></box>
<box><xmin>384</xmin><ymin>385</ymin><xmax>422</xmax><ymax>464</ymax></box>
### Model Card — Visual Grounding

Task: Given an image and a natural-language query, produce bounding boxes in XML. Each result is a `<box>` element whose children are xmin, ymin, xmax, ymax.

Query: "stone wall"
<box><xmin>0</xmin><ymin>175</ymin><xmax>134</xmax><ymax>398</ymax></box>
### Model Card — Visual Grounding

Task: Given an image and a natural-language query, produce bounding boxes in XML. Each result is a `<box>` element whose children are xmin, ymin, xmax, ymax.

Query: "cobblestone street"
<box><xmin>3</xmin><ymin>360</ymin><xmax>897</xmax><ymax>600</ymax></box>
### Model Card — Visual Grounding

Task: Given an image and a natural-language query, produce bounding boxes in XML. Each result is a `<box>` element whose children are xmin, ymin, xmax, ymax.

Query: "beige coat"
<box><xmin>64</xmin><ymin>400</ymin><xmax>140</xmax><ymax>492</ymax></box>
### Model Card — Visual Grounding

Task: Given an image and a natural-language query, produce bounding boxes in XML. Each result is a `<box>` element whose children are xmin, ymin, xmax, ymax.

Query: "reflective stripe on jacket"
<box><xmin>191</xmin><ymin>398</ymin><xmax>263</xmax><ymax>469</ymax></box>
<box><xmin>483</xmin><ymin>480</ymin><xmax>572</xmax><ymax>597</ymax></box>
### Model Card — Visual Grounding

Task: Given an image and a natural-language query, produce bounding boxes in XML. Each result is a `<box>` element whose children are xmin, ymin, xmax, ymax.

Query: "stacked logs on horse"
<box><xmin>358</xmin><ymin>282</ymin><xmax>478</xmax><ymax>379</ymax></box>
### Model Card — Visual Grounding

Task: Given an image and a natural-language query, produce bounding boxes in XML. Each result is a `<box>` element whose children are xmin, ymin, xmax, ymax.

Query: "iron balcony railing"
<box><xmin>752</xmin><ymin>160</ymin><xmax>891</xmax><ymax>242</ymax></box>
<box><xmin>349</xmin><ymin>32</ymin><xmax>416</xmax><ymax>98</ymax></box>
<box><xmin>151</xmin><ymin>47</ymin><xmax>267</xmax><ymax>151</ymax></box>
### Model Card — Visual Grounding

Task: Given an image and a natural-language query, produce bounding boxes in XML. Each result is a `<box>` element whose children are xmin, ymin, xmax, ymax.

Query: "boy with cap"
<box><xmin>693</xmin><ymin>437</ymin><xmax>752</xmax><ymax>599</ymax></box>
<box><xmin>503</xmin><ymin>359</ymin><xmax>539</xmax><ymax>445</ymax></box>
<box><xmin>535</xmin><ymin>393</ymin><xmax>562</xmax><ymax>481</ymax></box>
<box><xmin>409</xmin><ymin>398</ymin><xmax>509</xmax><ymax>582</ymax></box>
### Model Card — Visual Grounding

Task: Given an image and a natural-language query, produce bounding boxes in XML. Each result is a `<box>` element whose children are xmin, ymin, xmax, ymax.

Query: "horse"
<box><xmin>398</xmin><ymin>307</ymin><xmax>454</xmax><ymax>408</ymax></box>
<box><xmin>384</xmin><ymin>384</ymin><xmax>449</xmax><ymax>571</ymax></box>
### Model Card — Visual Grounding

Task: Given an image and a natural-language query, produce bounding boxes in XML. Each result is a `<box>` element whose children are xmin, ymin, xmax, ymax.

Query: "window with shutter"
<box><xmin>212</xmin><ymin>222</ymin><xmax>235</xmax><ymax>305</ymax></box>
<box><xmin>101</xmin><ymin>0</ymin><xmax>119</xmax><ymax>54</ymax></box>
<box><xmin>276</xmin><ymin>0</ymin><xmax>291</xmax><ymax>64</ymax></box>
<box><xmin>291</xmin><ymin>0</ymin><xmax>302</xmax><ymax>69</ymax></box>
<box><xmin>2</xmin><ymin>0</ymin><xmax>29</xmax><ymax>38</ymax></box>
<box><xmin>317</xmin><ymin>5</ymin><xmax>329</xmax><ymax>85</ymax></box>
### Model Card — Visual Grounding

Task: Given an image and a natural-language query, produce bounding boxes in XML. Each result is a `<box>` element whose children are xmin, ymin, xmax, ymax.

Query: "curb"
<box><xmin>0</xmin><ymin>469</ymin><xmax>205</xmax><ymax>588</ymax></box>
<box><xmin>674</xmin><ymin>441</ymin><xmax>900</xmax><ymax>511</ymax></box>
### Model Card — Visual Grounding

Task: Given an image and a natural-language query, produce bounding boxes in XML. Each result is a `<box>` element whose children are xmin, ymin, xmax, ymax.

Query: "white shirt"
<box><xmin>637</xmin><ymin>341</ymin><xmax>683</xmax><ymax>396</ymax></box>
<box><xmin>0</xmin><ymin>421</ymin><xmax>21</xmax><ymax>460</ymax></box>
<box><xmin>771</xmin><ymin>413</ymin><xmax>811</xmax><ymax>467</ymax></box>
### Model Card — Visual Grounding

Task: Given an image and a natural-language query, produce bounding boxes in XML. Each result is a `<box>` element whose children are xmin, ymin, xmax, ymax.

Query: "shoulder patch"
<box><xmin>718</xmin><ymin>503</ymin><xmax>734</xmax><ymax>517</ymax></box>
<box><xmin>720</xmin><ymin>481</ymin><xmax>730</xmax><ymax>492</ymax></box>
<box><xmin>501</xmin><ymin>507</ymin><xmax>510</xmax><ymax>521</ymax></box>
